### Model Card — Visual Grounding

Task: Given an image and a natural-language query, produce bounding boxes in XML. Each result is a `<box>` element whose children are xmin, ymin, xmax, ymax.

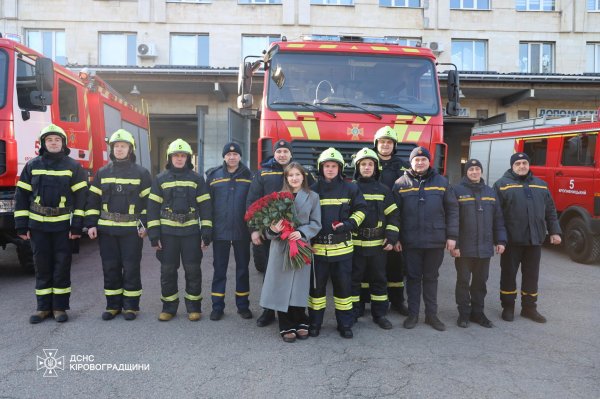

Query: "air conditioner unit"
<box><xmin>427</xmin><ymin>42</ymin><xmax>444</xmax><ymax>53</ymax></box>
<box><xmin>137</xmin><ymin>43</ymin><xmax>157</xmax><ymax>58</ymax></box>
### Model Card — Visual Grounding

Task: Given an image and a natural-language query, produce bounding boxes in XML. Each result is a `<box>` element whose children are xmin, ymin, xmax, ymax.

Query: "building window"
<box><xmin>519</xmin><ymin>42</ymin><xmax>554</xmax><ymax>73</ymax></box>
<box><xmin>238</xmin><ymin>0</ymin><xmax>281</xmax><ymax>4</ymax></box>
<box><xmin>588</xmin><ymin>0</ymin><xmax>600</xmax><ymax>11</ymax></box>
<box><xmin>516</xmin><ymin>0</ymin><xmax>555</xmax><ymax>11</ymax></box>
<box><xmin>451</xmin><ymin>40</ymin><xmax>487</xmax><ymax>71</ymax></box>
<box><xmin>587</xmin><ymin>43</ymin><xmax>600</xmax><ymax>72</ymax></box>
<box><xmin>311</xmin><ymin>0</ymin><xmax>353</xmax><ymax>4</ymax></box>
<box><xmin>99</xmin><ymin>33</ymin><xmax>137</xmax><ymax>66</ymax></box>
<box><xmin>241</xmin><ymin>35</ymin><xmax>280</xmax><ymax>62</ymax></box>
<box><xmin>167</xmin><ymin>0</ymin><xmax>211</xmax><ymax>3</ymax></box>
<box><xmin>25</xmin><ymin>30</ymin><xmax>66</xmax><ymax>65</ymax></box>
<box><xmin>450</xmin><ymin>0</ymin><xmax>490</xmax><ymax>10</ymax></box>
<box><xmin>385</xmin><ymin>37</ymin><xmax>421</xmax><ymax>46</ymax></box>
<box><xmin>58</xmin><ymin>79</ymin><xmax>79</xmax><ymax>122</ymax></box>
<box><xmin>379</xmin><ymin>0</ymin><xmax>421</xmax><ymax>7</ymax></box>
<box><xmin>170</xmin><ymin>34</ymin><xmax>209</xmax><ymax>66</ymax></box>
<box><xmin>518</xmin><ymin>110</ymin><xmax>530</xmax><ymax>120</ymax></box>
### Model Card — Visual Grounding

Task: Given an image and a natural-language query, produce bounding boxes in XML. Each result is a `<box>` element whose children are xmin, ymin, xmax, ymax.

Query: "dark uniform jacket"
<box><xmin>493</xmin><ymin>169</ymin><xmax>561</xmax><ymax>246</ymax></box>
<box><xmin>379</xmin><ymin>153</ymin><xmax>410</xmax><ymax>190</ymax></box>
<box><xmin>310</xmin><ymin>176</ymin><xmax>368</xmax><ymax>261</ymax></box>
<box><xmin>353</xmin><ymin>176</ymin><xmax>400</xmax><ymax>256</ymax></box>
<box><xmin>206</xmin><ymin>162</ymin><xmax>252</xmax><ymax>241</ymax></box>
<box><xmin>15</xmin><ymin>151</ymin><xmax>88</xmax><ymax>234</ymax></box>
<box><xmin>84</xmin><ymin>160</ymin><xmax>152</xmax><ymax>236</ymax></box>
<box><xmin>393</xmin><ymin>168</ymin><xmax>459</xmax><ymax>249</ymax></box>
<box><xmin>453</xmin><ymin>176</ymin><xmax>507</xmax><ymax>258</ymax></box>
<box><xmin>147</xmin><ymin>166</ymin><xmax>212</xmax><ymax>244</ymax></box>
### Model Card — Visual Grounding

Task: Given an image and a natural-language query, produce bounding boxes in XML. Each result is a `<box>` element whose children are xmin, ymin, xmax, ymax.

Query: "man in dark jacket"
<box><xmin>15</xmin><ymin>124</ymin><xmax>88</xmax><ymax>324</ymax></box>
<box><xmin>393</xmin><ymin>146</ymin><xmax>459</xmax><ymax>331</ymax></box>
<box><xmin>451</xmin><ymin>159</ymin><xmax>507</xmax><ymax>328</ymax></box>
<box><xmin>493</xmin><ymin>152</ymin><xmax>561</xmax><ymax>323</ymax></box>
<box><xmin>206</xmin><ymin>142</ymin><xmax>253</xmax><ymax>321</ymax></box>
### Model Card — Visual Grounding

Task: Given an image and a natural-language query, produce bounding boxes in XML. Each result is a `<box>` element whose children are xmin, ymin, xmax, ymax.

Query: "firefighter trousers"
<box><xmin>404</xmin><ymin>248</ymin><xmax>445</xmax><ymax>317</ymax></box>
<box><xmin>360</xmin><ymin>250</ymin><xmax>405</xmax><ymax>306</ymax></box>
<box><xmin>99</xmin><ymin>232</ymin><xmax>143</xmax><ymax>311</ymax></box>
<box><xmin>308</xmin><ymin>257</ymin><xmax>354</xmax><ymax>329</ymax></box>
<box><xmin>158</xmin><ymin>233</ymin><xmax>203</xmax><ymax>314</ymax></box>
<box><xmin>352</xmin><ymin>251</ymin><xmax>388</xmax><ymax>318</ymax></box>
<box><xmin>30</xmin><ymin>229</ymin><xmax>72</xmax><ymax>311</ymax></box>
<box><xmin>211</xmin><ymin>240</ymin><xmax>250</xmax><ymax>312</ymax></box>
<box><xmin>500</xmin><ymin>244</ymin><xmax>541</xmax><ymax>309</ymax></box>
<box><xmin>455</xmin><ymin>257</ymin><xmax>490</xmax><ymax>315</ymax></box>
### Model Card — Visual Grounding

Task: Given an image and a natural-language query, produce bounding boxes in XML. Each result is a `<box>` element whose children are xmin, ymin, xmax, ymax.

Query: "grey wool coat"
<box><xmin>259</xmin><ymin>189</ymin><xmax>322</xmax><ymax>312</ymax></box>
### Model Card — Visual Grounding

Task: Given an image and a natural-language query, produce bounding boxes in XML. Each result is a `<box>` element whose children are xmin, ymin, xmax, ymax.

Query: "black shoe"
<box><xmin>210</xmin><ymin>310</ymin><xmax>224</xmax><ymax>321</ymax></box>
<box><xmin>53</xmin><ymin>310</ymin><xmax>68</xmax><ymax>323</ymax></box>
<box><xmin>308</xmin><ymin>324</ymin><xmax>321</xmax><ymax>337</ymax></box>
<box><xmin>403</xmin><ymin>315</ymin><xmax>418</xmax><ymax>329</ymax></box>
<box><xmin>391</xmin><ymin>302</ymin><xmax>410</xmax><ymax>316</ymax></box>
<box><xmin>123</xmin><ymin>310</ymin><xmax>137</xmax><ymax>321</ymax></box>
<box><xmin>373</xmin><ymin>316</ymin><xmax>393</xmax><ymax>330</ymax></box>
<box><xmin>338</xmin><ymin>326</ymin><xmax>353</xmax><ymax>339</ymax></box>
<box><xmin>256</xmin><ymin>309</ymin><xmax>275</xmax><ymax>327</ymax></box>
<box><xmin>237</xmin><ymin>308</ymin><xmax>253</xmax><ymax>319</ymax></box>
<box><xmin>425</xmin><ymin>314</ymin><xmax>446</xmax><ymax>331</ymax></box>
<box><xmin>29</xmin><ymin>310</ymin><xmax>52</xmax><ymax>324</ymax></box>
<box><xmin>457</xmin><ymin>313</ymin><xmax>470</xmax><ymax>328</ymax></box>
<box><xmin>502</xmin><ymin>306</ymin><xmax>514</xmax><ymax>322</ymax></box>
<box><xmin>520</xmin><ymin>308</ymin><xmax>547</xmax><ymax>323</ymax></box>
<box><xmin>470</xmin><ymin>312</ymin><xmax>493</xmax><ymax>328</ymax></box>
<box><xmin>102</xmin><ymin>309</ymin><xmax>121</xmax><ymax>321</ymax></box>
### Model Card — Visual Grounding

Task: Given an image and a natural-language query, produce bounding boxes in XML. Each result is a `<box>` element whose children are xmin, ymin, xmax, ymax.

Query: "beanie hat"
<box><xmin>510</xmin><ymin>152</ymin><xmax>530</xmax><ymax>166</ymax></box>
<box><xmin>409</xmin><ymin>146</ymin><xmax>431</xmax><ymax>162</ymax></box>
<box><xmin>223</xmin><ymin>142</ymin><xmax>242</xmax><ymax>158</ymax></box>
<box><xmin>273</xmin><ymin>139</ymin><xmax>292</xmax><ymax>152</ymax></box>
<box><xmin>464</xmin><ymin>158</ymin><xmax>483</xmax><ymax>173</ymax></box>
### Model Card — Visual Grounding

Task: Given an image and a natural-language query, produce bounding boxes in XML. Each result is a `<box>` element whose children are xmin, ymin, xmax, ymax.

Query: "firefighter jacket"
<box><xmin>392</xmin><ymin>168</ymin><xmax>459</xmax><ymax>249</ymax></box>
<box><xmin>84</xmin><ymin>160</ymin><xmax>152</xmax><ymax>236</ymax></box>
<box><xmin>379</xmin><ymin>153</ymin><xmax>410</xmax><ymax>190</ymax></box>
<box><xmin>353</xmin><ymin>176</ymin><xmax>400</xmax><ymax>256</ymax></box>
<box><xmin>310</xmin><ymin>176</ymin><xmax>368</xmax><ymax>261</ymax></box>
<box><xmin>453</xmin><ymin>176</ymin><xmax>507</xmax><ymax>258</ymax></box>
<box><xmin>206</xmin><ymin>162</ymin><xmax>252</xmax><ymax>241</ymax></box>
<box><xmin>493</xmin><ymin>169</ymin><xmax>561</xmax><ymax>246</ymax></box>
<box><xmin>147</xmin><ymin>166</ymin><xmax>212</xmax><ymax>244</ymax></box>
<box><xmin>15</xmin><ymin>152</ymin><xmax>88</xmax><ymax>234</ymax></box>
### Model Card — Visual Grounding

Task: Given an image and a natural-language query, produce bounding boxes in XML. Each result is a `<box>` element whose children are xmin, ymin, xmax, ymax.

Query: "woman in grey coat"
<box><xmin>259</xmin><ymin>162</ymin><xmax>322</xmax><ymax>343</ymax></box>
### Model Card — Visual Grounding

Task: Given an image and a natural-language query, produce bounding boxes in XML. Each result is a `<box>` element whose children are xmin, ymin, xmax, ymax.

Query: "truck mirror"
<box><xmin>446</xmin><ymin>101</ymin><xmax>459</xmax><ymax>116</ymax></box>
<box><xmin>270</xmin><ymin>64</ymin><xmax>285</xmax><ymax>89</ymax></box>
<box><xmin>447</xmin><ymin>70</ymin><xmax>459</xmax><ymax>103</ymax></box>
<box><xmin>237</xmin><ymin>93</ymin><xmax>253</xmax><ymax>109</ymax></box>
<box><xmin>35</xmin><ymin>57</ymin><xmax>54</xmax><ymax>91</ymax></box>
<box><xmin>30</xmin><ymin>90</ymin><xmax>53</xmax><ymax>107</ymax></box>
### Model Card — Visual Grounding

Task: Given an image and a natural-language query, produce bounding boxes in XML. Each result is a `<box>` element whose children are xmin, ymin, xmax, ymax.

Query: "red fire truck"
<box><xmin>0</xmin><ymin>38</ymin><xmax>150</xmax><ymax>269</ymax></box>
<box><xmin>237</xmin><ymin>35</ymin><xmax>460</xmax><ymax>174</ymax></box>
<box><xmin>470</xmin><ymin>114</ymin><xmax>600</xmax><ymax>264</ymax></box>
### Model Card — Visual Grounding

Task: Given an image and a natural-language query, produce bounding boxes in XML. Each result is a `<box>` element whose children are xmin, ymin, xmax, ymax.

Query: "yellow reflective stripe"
<box><xmin>499</xmin><ymin>184</ymin><xmax>523</xmax><ymax>191</ymax></box>
<box><xmin>500</xmin><ymin>290</ymin><xmax>518</xmax><ymax>295</ymax></box>
<box><xmin>161</xmin><ymin>293</ymin><xmax>179</xmax><ymax>302</ymax></box>
<box><xmin>312</xmin><ymin>242</ymin><xmax>353</xmax><ymax>257</ymax></box>
<box><xmin>141</xmin><ymin>209</ymin><xmax>147</xmax><ymax>215</ymax></box>
<box><xmin>89</xmin><ymin>185</ymin><xmax>102</xmax><ymax>196</ymax></box>
<box><xmin>521</xmin><ymin>291</ymin><xmax>538</xmax><ymax>297</ymax></box>
<box><xmin>59</xmin><ymin>196</ymin><xmax>66</xmax><ymax>208</ymax></box>
<box><xmin>28</xmin><ymin>213</ymin><xmax>71</xmax><ymax>222</ymax></box>
<box><xmin>161</xmin><ymin>181</ymin><xmax>197</xmax><ymax>189</ymax></box>
<box><xmin>101</xmin><ymin>178</ymin><xmax>141</xmax><ymax>185</ymax></box>
<box><xmin>34</xmin><ymin>196</ymin><xmax>41</xmax><ymax>204</ymax></box>
<box><xmin>399</xmin><ymin>187</ymin><xmax>419</xmax><ymax>193</ymax></box>
<box><xmin>103</xmin><ymin>203</ymin><xmax>108</xmax><ymax>211</ymax></box>
<box><xmin>211</xmin><ymin>292</ymin><xmax>225</xmax><ymax>297</ymax></box>
<box><xmin>320</xmin><ymin>198</ymin><xmax>350</xmax><ymax>206</ymax></box>
<box><xmin>32</xmin><ymin>169</ymin><xmax>72</xmax><ymax>177</ymax></box>
<box><xmin>210</xmin><ymin>178</ymin><xmax>230</xmax><ymax>186</ymax></box>
<box><xmin>529</xmin><ymin>185</ymin><xmax>547</xmax><ymax>190</ymax></box>
<box><xmin>53</xmin><ymin>287</ymin><xmax>71</xmax><ymax>294</ymax></box>
<box><xmin>149</xmin><ymin>193</ymin><xmax>163</xmax><ymax>203</ymax></box>
<box><xmin>73</xmin><ymin>209</ymin><xmax>85</xmax><ymax>217</ymax></box>
<box><xmin>196</xmin><ymin>194</ymin><xmax>210</xmax><ymax>203</ymax></box>
<box><xmin>350</xmin><ymin>211</ymin><xmax>365</xmax><ymax>225</ymax></box>
<box><xmin>123</xmin><ymin>289</ymin><xmax>142</xmax><ymax>297</ymax></box>
<box><xmin>129</xmin><ymin>204</ymin><xmax>135</xmax><ymax>214</ymax></box>
<box><xmin>386</xmin><ymin>225</ymin><xmax>399</xmax><ymax>232</ymax></box>
<box><xmin>261</xmin><ymin>171</ymin><xmax>282</xmax><ymax>176</ymax></box>
<box><xmin>201</xmin><ymin>220</ymin><xmax>213</xmax><ymax>227</ymax></box>
<box><xmin>384</xmin><ymin>203</ymin><xmax>397</xmax><ymax>215</ymax></box>
<box><xmin>184</xmin><ymin>292</ymin><xmax>202</xmax><ymax>301</ymax></box>
<box><xmin>360</xmin><ymin>282</ymin><xmax>370</xmax><ymax>288</ymax></box>
<box><xmin>139</xmin><ymin>187</ymin><xmax>151</xmax><ymax>198</ymax></box>
<box><xmin>371</xmin><ymin>294</ymin><xmax>388</xmax><ymax>302</ymax></box>
<box><xmin>85</xmin><ymin>209</ymin><xmax>100</xmax><ymax>216</ymax></box>
<box><xmin>333</xmin><ymin>297</ymin><xmax>353</xmax><ymax>310</ymax></box>
<box><xmin>105</xmin><ymin>289</ymin><xmax>124</xmax><ymax>296</ymax></box>
<box><xmin>458</xmin><ymin>197</ymin><xmax>475</xmax><ymax>202</ymax></box>
<box><xmin>98</xmin><ymin>220</ymin><xmax>138</xmax><ymax>227</ymax></box>
<box><xmin>350</xmin><ymin>295</ymin><xmax>361</xmax><ymax>303</ymax></box>
<box><xmin>71</xmin><ymin>181</ymin><xmax>87</xmax><ymax>192</ymax></box>
<box><xmin>424</xmin><ymin>186</ymin><xmax>446</xmax><ymax>192</ymax></box>
<box><xmin>36</xmin><ymin>288</ymin><xmax>53</xmax><ymax>295</ymax></box>
<box><xmin>481</xmin><ymin>197</ymin><xmax>496</xmax><ymax>201</ymax></box>
<box><xmin>235</xmin><ymin>179</ymin><xmax>252</xmax><ymax>183</ymax></box>
<box><xmin>308</xmin><ymin>296</ymin><xmax>326</xmax><ymax>310</ymax></box>
<box><xmin>160</xmin><ymin>219</ymin><xmax>198</xmax><ymax>227</ymax></box>
<box><xmin>17</xmin><ymin>181</ymin><xmax>32</xmax><ymax>191</ymax></box>
<box><xmin>14</xmin><ymin>210</ymin><xmax>30</xmax><ymax>217</ymax></box>
<box><xmin>235</xmin><ymin>291</ymin><xmax>250</xmax><ymax>296</ymax></box>
<box><xmin>147</xmin><ymin>220</ymin><xmax>160</xmax><ymax>228</ymax></box>
<box><xmin>388</xmin><ymin>282</ymin><xmax>404</xmax><ymax>288</ymax></box>
<box><xmin>364</xmin><ymin>194</ymin><xmax>384</xmax><ymax>201</ymax></box>
<box><xmin>353</xmin><ymin>238</ymin><xmax>385</xmax><ymax>247</ymax></box>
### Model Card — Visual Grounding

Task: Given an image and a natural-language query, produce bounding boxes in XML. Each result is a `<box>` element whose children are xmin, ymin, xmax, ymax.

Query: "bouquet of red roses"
<box><xmin>244</xmin><ymin>192</ymin><xmax>313</xmax><ymax>271</ymax></box>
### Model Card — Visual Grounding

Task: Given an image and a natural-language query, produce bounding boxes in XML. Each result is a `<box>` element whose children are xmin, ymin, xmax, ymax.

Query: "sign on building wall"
<box><xmin>443</xmin><ymin>107</ymin><xmax>470</xmax><ymax>117</ymax></box>
<box><xmin>538</xmin><ymin>108</ymin><xmax>597</xmax><ymax>118</ymax></box>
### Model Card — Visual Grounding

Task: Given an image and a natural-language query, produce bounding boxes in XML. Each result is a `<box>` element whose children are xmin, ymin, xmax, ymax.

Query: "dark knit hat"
<box><xmin>409</xmin><ymin>146</ymin><xmax>431</xmax><ymax>162</ymax></box>
<box><xmin>464</xmin><ymin>158</ymin><xmax>483</xmax><ymax>173</ymax></box>
<box><xmin>510</xmin><ymin>152</ymin><xmax>530</xmax><ymax>166</ymax></box>
<box><xmin>222</xmin><ymin>142</ymin><xmax>242</xmax><ymax>158</ymax></box>
<box><xmin>273</xmin><ymin>139</ymin><xmax>292</xmax><ymax>152</ymax></box>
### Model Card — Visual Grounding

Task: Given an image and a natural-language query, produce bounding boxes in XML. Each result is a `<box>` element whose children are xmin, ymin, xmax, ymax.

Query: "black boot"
<box><xmin>403</xmin><ymin>314</ymin><xmax>418</xmax><ymax>329</ymax></box>
<box><xmin>29</xmin><ymin>310</ymin><xmax>52</xmax><ymax>324</ymax></box>
<box><xmin>308</xmin><ymin>324</ymin><xmax>321</xmax><ymax>337</ymax></box>
<box><xmin>501</xmin><ymin>306</ymin><xmax>514</xmax><ymax>322</ymax></box>
<box><xmin>520</xmin><ymin>307</ymin><xmax>547</xmax><ymax>323</ymax></box>
<box><xmin>457</xmin><ymin>313</ymin><xmax>470</xmax><ymax>328</ymax></box>
<box><xmin>373</xmin><ymin>316</ymin><xmax>393</xmax><ymax>330</ymax></box>
<box><xmin>391</xmin><ymin>302</ymin><xmax>409</xmax><ymax>316</ymax></box>
<box><xmin>256</xmin><ymin>309</ymin><xmax>275</xmax><ymax>327</ymax></box>
<box><xmin>337</xmin><ymin>326</ymin><xmax>353</xmax><ymax>339</ymax></box>
<box><xmin>425</xmin><ymin>314</ymin><xmax>446</xmax><ymax>331</ymax></box>
<box><xmin>471</xmin><ymin>312</ymin><xmax>493</xmax><ymax>328</ymax></box>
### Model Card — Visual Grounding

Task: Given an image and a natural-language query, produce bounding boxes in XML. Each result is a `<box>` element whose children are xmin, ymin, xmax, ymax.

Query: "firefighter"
<box><xmin>309</xmin><ymin>148</ymin><xmax>368</xmax><ymax>339</ymax></box>
<box><xmin>393</xmin><ymin>146</ymin><xmax>459</xmax><ymax>331</ymax></box>
<box><xmin>451</xmin><ymin>159</ymin><xmax>507</xmax><ymax>328</ymax></box>
<box><xmin>147</xmin><ymin>139</ymin><xmax>213</xmax><ymax>322</ymax></box>
<box><xmin>205</xmin><ymin>142</ymin><xmax>253</xmax><ymax>321</ymax></box>
<box><xmin>351</xmin><ymin>148</ymin><xmax>399</xmax><ymax>330</ymax></box>
<box><xmin>493</xmin><ymin>152</ymin><xmax>561</xmax><ymax>323</ymax></box>
<box><xmin>85</xmin><ymin>129</ymin><xmax>152</xmax><ymax>321</ymax></box>
<box><xmin>373</xmin><ymin>126</ymin><xmax>410</xmax><ymax>316</ymax></box>
<box><xmin>15</xmin><ymin>124</ymin><xmax>88</xmax><ymax>324</ymax></box>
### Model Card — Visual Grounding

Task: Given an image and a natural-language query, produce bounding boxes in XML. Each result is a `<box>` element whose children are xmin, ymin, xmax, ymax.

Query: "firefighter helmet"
<box><xmin>317</xmin><ymin>147</ymin><xmax>344</xmax><ymax>168</ymax></box>
<box><xmin>353</xmin><ymin>147</ymin><xmax>379</xmax><ymax>167</ymax></box>
<box><xmin>109</xmin><ymin>129</ymin><xmax>136</xmax><ymax>150</ymax></box>
<box><xmin>39</xmin><ymin>124</ymin><xmax>68</xmax><ymax>144</ymax></box>
<box><xmin>166</xmin><ymin>138</ymin><xmax>193</xmax><ymax>160</ymax></box>
<box><xmin>373</xmin><ymin>125</ymin><xmax>397</xmax><ymax>147</ymax></box>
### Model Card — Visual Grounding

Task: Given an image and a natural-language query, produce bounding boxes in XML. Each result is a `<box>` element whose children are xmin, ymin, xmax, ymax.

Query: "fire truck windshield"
<box><xmin>267</xmin><ymin>52</ymin><xmax>440</xmax><ymax>116</ymax></box>
<box><xmin>0</xmin><ymin>50</ymin><xmax>7</xmax><ymax>109</ymax></box>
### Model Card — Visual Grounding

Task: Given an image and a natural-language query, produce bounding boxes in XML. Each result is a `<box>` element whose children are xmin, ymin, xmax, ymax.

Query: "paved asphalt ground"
<box><xmin>0</xmin><ymin>239</ymin><xmax>598</xmax><ymax>399</ymax></box>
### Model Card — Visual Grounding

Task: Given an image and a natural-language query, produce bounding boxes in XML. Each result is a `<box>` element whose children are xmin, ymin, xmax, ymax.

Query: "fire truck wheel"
<box><xmin>16</xmin><ymin>241</ymin><xmax>35</xmax><ymax>274</ymax></box>
<box><xmin>565</xmin><ymin>218</ymin><xmax>600</xmax><ymax>264</ymax></box>
<box><xmin>252</xmin><ymin>243</ymin><xmax>267</xmax><ymax>273</ymax></box>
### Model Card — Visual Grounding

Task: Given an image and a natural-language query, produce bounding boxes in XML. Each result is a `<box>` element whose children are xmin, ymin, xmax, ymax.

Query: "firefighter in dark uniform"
<box><xmin>393</xmin><ymin>146</ymin><xmax>459</xmax><ymax>331</ymax></box>
<box><xmin>351</xmin><ymin>148</ymin><xmax>399</xmax><ymax>330</ymax></box>
<box><xmin>373</xmin><ymin>126</ymin><xmax>410</xmax><ymax>316</ymax></box>
<box><xmin>451</xmin><ymin>159</ymin><xmax>507</xmax><ymax>328</ymax></box>
<box><xmin>309</xmin><ymin>148</ymin><xmax>368</xmax><ymax>339</ymax></box>
<box><xmin>147</xmin><ymin>139</ymin><xmax>213</xmax><ymax>322</ymax></box>
<box><xmin>493</xmin><ymin>152</ymin><xmax>561</xmax><ymax>323</ymax></box>
<box><xmin>206</xmin><ymin>142</ymin><xmax>253</xmax><ymax>321</ymax></box>
<box><xmin>85</xmin><ymin>129</ymin><xmax>152</xmax><ymax>321</ymax></box>
<box><xmin>15</xmin><ymin>124</ymin><xmax>88</xmax><ymax>324</ymax></box>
